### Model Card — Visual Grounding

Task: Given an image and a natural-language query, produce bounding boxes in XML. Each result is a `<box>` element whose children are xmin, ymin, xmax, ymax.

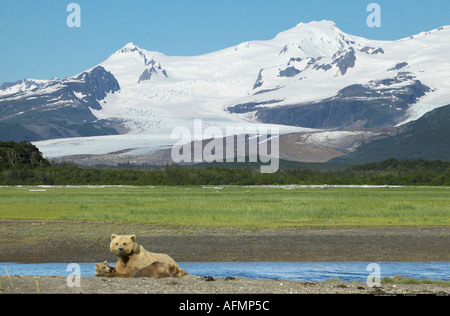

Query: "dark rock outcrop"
<box><xmin>230</xmin><ymin>74</ymin><xmax>431</xmax><ymax>130</ymax></box>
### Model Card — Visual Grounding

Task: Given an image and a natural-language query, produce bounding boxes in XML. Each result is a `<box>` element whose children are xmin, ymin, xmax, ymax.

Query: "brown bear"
<box><xmin>95</xmin><ymin>260</ymin><xmax>188</xmax><ymax>278</ymax></box>
<box><xmin>109</xmin><ymin>234</ymin><xmax>188</xmax><ymax>277</ymax></box>
<box><xmin>95</xmin><ymin>260</ymin><xmax>122</xmax><ymax>278</ymax></box>
<box><xmin>133</xmin><ymin>261</ymin><xmax>188</xmax><ymax>278</ymax></box>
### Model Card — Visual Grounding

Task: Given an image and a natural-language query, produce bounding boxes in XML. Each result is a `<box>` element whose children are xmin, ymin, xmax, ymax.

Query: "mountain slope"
<box><xmin>0</xmin><ymin>20</ymin><xmax>449</xmax><ymax>161</ymax></box>
<box><xmin>0</xmin><ymin>66</ymin><xmax>121</xmax><ymax>142</ymax></box>
<box><xmin>329</xmin><ymin>104</ymin><xmax>450</xmax><ymax>163</ymax></box>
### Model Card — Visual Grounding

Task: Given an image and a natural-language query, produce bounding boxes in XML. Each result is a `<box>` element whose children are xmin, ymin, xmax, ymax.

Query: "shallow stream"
<box><xmin>1</xmin><ymin>261</ymin><xmax>449</xmax><ymax>282</ymax></box>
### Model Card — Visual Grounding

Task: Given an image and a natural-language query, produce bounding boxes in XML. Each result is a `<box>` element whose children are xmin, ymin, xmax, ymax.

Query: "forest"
<box><xmin>1</xmin><ymin>141</ymin><xmax>449</xmax><ymax>186</ymax></box>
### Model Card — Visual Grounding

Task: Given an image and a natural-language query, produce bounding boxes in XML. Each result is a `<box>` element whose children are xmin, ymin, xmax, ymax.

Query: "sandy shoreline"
<box><xmin>1</xmin><ymin>275</ymin><xmax>448</xmax><ymax>295</ymax></box>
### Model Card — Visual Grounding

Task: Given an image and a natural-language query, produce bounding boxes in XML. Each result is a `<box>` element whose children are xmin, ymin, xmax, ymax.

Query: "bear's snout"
<box><xmin>117</xmin><ymin>247</ymin><xmax>125</xmax><ymax>253</ymax></box>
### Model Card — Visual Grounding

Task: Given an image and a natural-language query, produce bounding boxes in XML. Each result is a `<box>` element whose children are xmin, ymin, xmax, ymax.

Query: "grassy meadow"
<box><xmin>0</xmin><ymin>185</ymin><xmax>448</xmax><ymax>230</ymax></box>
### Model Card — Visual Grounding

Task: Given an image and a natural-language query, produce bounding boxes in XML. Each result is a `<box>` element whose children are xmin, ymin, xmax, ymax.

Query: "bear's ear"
<box><xmin>111</xmin><ymin>234</ymin><xmax>117</xmax><ymax>240</ymax></box>
<box><xmin>130</xmin><ymin>235</ymin><xmax>136</xmax><ymax>242</ymax></box>
<box><xmin>103</xmin><ymin>260</ymin><xmax>108</xmax><ymax>264</ymax></box>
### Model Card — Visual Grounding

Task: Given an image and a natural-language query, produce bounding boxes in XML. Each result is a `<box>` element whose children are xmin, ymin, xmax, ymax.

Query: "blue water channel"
<box><xmin>1</xmin><ymin>262</ymin><xmax>449</xmax><ymax>282</ymax></box>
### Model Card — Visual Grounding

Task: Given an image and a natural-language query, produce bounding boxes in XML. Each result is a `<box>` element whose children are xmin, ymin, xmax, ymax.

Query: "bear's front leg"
<box><xmin>114</xmin><ymin>260</ymin><xmax>129</xmax><ymax>275</ymax></box>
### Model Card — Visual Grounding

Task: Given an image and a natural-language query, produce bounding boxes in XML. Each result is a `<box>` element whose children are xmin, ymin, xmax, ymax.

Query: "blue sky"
<box><xmin>0</xmin><ymin>0</ymin><xmax>449</xmax><ymax>84</ymax></box>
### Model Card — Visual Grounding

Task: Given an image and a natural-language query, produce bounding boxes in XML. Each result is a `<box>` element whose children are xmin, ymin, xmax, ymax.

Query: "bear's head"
<box><xmin>110</xmin><ymin>234</ymin><xmax>139</xmax><ymax>257</ymax></box>
<box><xmin>95</xmin><ymin>260</ymin><xmax>115</xmax><ymax>276</ymax></box>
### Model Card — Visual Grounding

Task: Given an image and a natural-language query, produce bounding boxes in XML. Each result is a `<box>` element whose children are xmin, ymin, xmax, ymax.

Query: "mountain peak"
<box><xmin>273</xmin><ymin>20</ymin><xmax>353</xmax><ymax>58</ymax></box>
<box><xmin>282</xmin><ymin>20</ymin><xmax>341</xmax><ymax>35</ymax></box>
<box><xmin>295</xmin><ymin>20</ymin><xmax>337</xmax><ymax>29</ymax></box>
<box><xmin>117</xmin><ymin>42</ymin><xmax>142</xmax><ymax>54</ymax></box>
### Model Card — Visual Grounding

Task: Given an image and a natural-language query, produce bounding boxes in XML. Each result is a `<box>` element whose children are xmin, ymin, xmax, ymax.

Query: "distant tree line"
<box><xmin>0</xmin><ymin>141</ymin><xmax>449</xmax><ymax>186</ymax></box>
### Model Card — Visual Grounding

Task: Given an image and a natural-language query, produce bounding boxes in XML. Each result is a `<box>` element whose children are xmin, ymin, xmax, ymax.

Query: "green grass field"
<box><xmin>0</xmin><ymin>185</ymin><xmax>448</xmax><ymax>230</ymax></box>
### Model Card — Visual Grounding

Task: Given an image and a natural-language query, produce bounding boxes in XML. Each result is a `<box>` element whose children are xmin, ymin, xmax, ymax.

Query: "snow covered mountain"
<box><xmin>0</xmin><ymin>78</ymin><xmax>59</xmax><ymax>96</ymax></box>
<box><xmin>2</xmin><ymin>20</ymin><xmax>450</xmax><ymax>162</ymax></box>
<box><xmin>0</xmin><ymin>66</ymin><xmax>120</xmax><ymax>142</ymax></box>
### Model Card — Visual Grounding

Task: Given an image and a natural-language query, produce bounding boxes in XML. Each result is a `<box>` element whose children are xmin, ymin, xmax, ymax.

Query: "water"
<box><xmin>1</xmin><ymin>262</ymin><xmax>449</xmax><ymax>282</ymax></box>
